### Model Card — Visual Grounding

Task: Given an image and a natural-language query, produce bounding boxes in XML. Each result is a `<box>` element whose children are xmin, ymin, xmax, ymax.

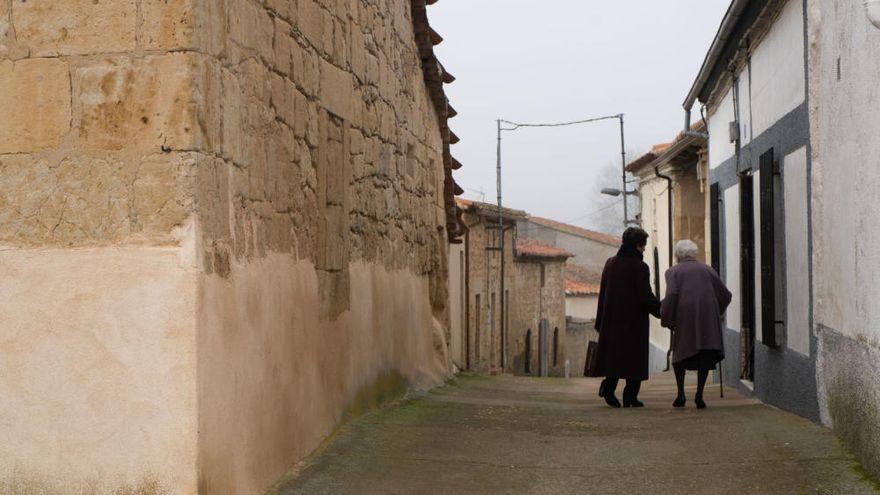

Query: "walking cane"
<box><xmin>718</xmin><ymin>362</ymin><xmax>724</xmax><ymax>398</ymax></box>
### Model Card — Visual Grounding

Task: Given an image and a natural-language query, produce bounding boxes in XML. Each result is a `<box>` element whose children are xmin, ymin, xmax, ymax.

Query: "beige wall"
<box><xmin>638</xmin><ymin>175</ymin><xmax>672</xmax><ymax>362</ymax></box>
<box><xmin>0</xmin><ymin>0</ymin><xmax>453</xmax><ymax>493</ymax></box>
<box><xmin>565</xmin><ymin>295</ymin><xmax>598</xmax><ymax>321</ymax></box>
<box><xmin>448</xmin><ymin>243</ymin><xmax>466</xmax><ymax>370</ymax></box>
<box><xmin>0</xmin><ymin>246</ymin><xmax>199</xmax><ymax>494</ymax></box>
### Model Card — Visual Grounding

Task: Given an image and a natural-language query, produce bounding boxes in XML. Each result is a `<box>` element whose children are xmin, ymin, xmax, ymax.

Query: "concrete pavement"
<box><xmin>271</xmin><ymin>373</ymin><xmax>880</xmax><ymax>494</ymax></box>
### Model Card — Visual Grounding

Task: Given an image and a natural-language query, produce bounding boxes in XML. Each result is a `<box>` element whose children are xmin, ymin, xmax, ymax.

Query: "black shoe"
<box><xmin>598</xmin><ymin>379</ymin><xmax>607</xmax><ymax>398</ymax></box>
<box><xmin>623</xmin><ymin>397</ymin><xmax>644</xmax><ymax>408</ymax></box>
<box><xmin>604</xmin><ymin>394</ymin><xmax>622</xmax><ymax>408</ymax></box>
<box><xmin>695</xmin><ymin>397</ymin><xmax>707</xmax><ymax>409</ymax></box>
<box><xmin>673</xmin><ymin>395</ymin><xmax>686</xmax><ymax>408</ymax></box>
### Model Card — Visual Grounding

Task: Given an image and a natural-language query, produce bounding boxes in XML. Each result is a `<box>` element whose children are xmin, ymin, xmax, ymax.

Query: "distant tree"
<box><xmin>582</xmin><ymin>159</ymin><xmax>641</xmax><ymax>236</ymax></box>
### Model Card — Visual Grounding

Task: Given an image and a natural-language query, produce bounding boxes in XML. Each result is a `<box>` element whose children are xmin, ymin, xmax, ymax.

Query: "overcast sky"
<box><xmin>429</xmin><ymin>0</ymin><xmax>730</xmax><ymax>233</ymax></box>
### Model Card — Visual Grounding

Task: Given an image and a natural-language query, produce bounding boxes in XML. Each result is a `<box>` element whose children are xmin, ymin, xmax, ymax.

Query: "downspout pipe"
<box><xmin>655</xmin><ymin>165</ymin><xmax>675</xmax><ymax>373</ymax></box>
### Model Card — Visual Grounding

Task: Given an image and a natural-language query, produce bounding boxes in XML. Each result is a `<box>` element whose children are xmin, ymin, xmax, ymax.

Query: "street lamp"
<box><xmin>600</xmin><ymin>187</ymin><xmax>638</xmax><ymax>197</ymax></box>
<box><xmin>494</xmin><ymin>113</ymin><xmax>627</xmax><ymax>373</ymax></box>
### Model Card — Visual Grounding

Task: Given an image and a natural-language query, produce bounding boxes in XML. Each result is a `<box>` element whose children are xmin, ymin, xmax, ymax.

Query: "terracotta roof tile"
<box><xmin>516</xmin><ymin>237</ymin><xmax>574</xmax><ymax>259</ymax></box>
<box><xmin>565</xmin><ymin>263</ymin><xmax>602</xmax><ymax>296</ymax></box>
<box><xmin>527</xmin><ymin>216</ymin><xmax>621</xmax><ymax>247</ymax></box>
<box><xmin>625</xmin><ymin>121</ymin><xmax>708</xmax><ymax>173</ymax></box>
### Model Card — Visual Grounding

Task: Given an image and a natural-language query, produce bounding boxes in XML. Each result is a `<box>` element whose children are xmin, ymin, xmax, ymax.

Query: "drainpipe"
<box><xmin>655</xmin><ymin>165</ymin><xmax>674</xmax><ymax>373</ymax></box>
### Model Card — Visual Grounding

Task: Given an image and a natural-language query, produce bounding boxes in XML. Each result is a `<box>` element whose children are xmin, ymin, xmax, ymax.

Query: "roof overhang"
<box><xmin>683</xmin><ymin>0</ymin><xmax>769</xmax><ymax>110</ymax></box>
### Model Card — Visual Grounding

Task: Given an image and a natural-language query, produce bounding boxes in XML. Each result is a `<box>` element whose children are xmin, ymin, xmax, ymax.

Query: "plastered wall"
<box><xmin>0</xmin><ymin>0</ymin><xmax>454</xmax><ymax>492</ymax></box>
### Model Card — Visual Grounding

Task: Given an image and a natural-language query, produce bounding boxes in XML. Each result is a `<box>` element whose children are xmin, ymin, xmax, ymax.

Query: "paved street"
<box><xmin>272</xmin><ymin>374</ymin><xmax>880</xmax><ymax>495</ymax></box>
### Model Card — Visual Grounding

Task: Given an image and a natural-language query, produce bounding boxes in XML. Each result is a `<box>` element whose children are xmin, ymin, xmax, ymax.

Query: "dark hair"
<box><xmin>621</xmin><ymin>227</ymin><xmax>649</xmax><ymax>248</ymax></box>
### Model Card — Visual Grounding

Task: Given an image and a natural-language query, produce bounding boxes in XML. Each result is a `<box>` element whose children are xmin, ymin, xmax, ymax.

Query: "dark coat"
<box><xmin>594</xmin><ymin>246</ymin><xmax>661</xmax><ymax>380</ymax></box>
<box><xmin>660</xmin><ymin>258</ymin><xmax>732</xmax><ymax>364</ymax></box>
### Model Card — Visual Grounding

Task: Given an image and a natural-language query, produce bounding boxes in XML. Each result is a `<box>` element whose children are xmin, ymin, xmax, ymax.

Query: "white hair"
<box><xmin>674</xmin><ymin>239</ymin><xmax>699</xmax><ymax>262</ymax></box>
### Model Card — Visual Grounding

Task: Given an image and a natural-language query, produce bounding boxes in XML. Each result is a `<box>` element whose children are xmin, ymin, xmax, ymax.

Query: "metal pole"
<box><xmin>619</xmin><ymin>114</ymin><xmax>628</xmax><ymax>227</ymax></box>
<box><xmin>497</xmin><ymin>119</ymin><xmax>505</xmax><ymax>370</ymax></box>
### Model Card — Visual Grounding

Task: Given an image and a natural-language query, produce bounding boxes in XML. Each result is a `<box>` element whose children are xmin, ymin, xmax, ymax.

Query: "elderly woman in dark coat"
<box><xmin>661</xmin><ymin>239</ymin><xmax>732</xmax><ymax>409</ymax></box>
<box><xmin>594</xmin><ymin>227</ymin><xmax>661</xmax><ymax>408</ymax></box>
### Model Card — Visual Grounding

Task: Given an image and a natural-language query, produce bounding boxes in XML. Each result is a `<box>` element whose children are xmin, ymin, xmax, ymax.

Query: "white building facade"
<box><xmin>686</xmin><ymin>0</ymin><xmax>880</xmax><ymax>477</ymax></box>
<box><xmin>688</xmin><ymin>0</ymin><xmax>816</xmax><ymax>418</ymax></box>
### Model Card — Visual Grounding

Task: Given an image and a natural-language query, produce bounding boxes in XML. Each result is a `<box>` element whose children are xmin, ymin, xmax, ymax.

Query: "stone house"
<box><xmin>683</xmin><ymin>0</ymin><xmax>880</xmax><ymax>478</ymax></box>
<box><xmin>450</xmin><ymin>200</ymin><xmax>573</xmax><ymax>377</ymax></box>
<box><xmin>562</xmin><ymin>264</ymin><xmax>601</xmax><ymax>377</ymax></box>
<box><xmin>626</xmin><ymin>124</ymin><xmax>708</xmax><ymax>372</ymax></box>
<box><xmin>511</xmin><ymin>237</ymin><xmax>572</xmax><ymax>377</ymax></box>
<box><xmin>563</xmin><ymin>263</ymin><xmax>601</xmax><ymax>322</ymax></box>
<box><xmin>0</xmin><ymin>1</ymin><xmax>462</xmax><ymax>493</ymax></box>
<box><xmin>453</xmin><ymin>199</ymin><xmax>523</xmax><ymax>374</ymax></box>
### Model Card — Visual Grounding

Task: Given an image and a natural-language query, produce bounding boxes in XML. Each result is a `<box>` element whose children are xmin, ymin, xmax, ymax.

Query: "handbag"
<box><xmin>584</xmin><ymin>340</ymin><xmax>599</xmax><ymax>377</ymax></box>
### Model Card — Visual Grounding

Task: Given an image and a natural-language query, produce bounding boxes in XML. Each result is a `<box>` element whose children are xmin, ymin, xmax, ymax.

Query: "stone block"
<box><xmin>273</xmin><ymin>18</ymin><xmax>293</xmax><ymax>76</ymax></box>
<box><xmin>140</xmin><ymin>0</ymin><xmax>196</xmax><ymax>50</ymax></box>
<box><xmin>13</xmin><ymin>0</ymin><xmax>137</xmax><ymax>56</ymax></box>
<box><xmin>0</xmin><ymin>154</ymin><xmax>135</xmax><ymax>246</ymax></box>
<box><xmin>77</xmin><ymin>53</ymin><xmax>199</xmax><ymax>152</ymax></box>
<box><xmin>132</xmin><ymin>153</ymin><xmax>196</xmax><ymax>238</ymax></box>
<box><xmin>270</xmin><ymin>72</ymin><xmax>297</xmax><ymax>127</ymax></box>
<box><xmin>297</xmin><ymin>0</ymin><xmax>325</xmax><ymax>51</ymax></box>
<box><xmin>221</xmin><ymin>67</ymin><xmax>245</xmax><ymax>165</ymax></box>
<box><xmin>227</xmin><ymin>0</ymin><xmax>273</xmax><ymax>63</ymax></box>
<box><xmin>350</xmin><ymin>27</ymin><xmax>367</xmax><ymax>80</ymax></box>
<box><xmin>267</xmin><ymin>0</ymin><xmax>294</xmax><ymax>22</ymax></box>
<box><xmin>0</xmin><ymin>58</ymin><xmax>71</xmax><ymax>154</ymax></box>
<box><xmin>319</xmin><ymin>59</ymin><xmax>354</xmax><ymax>121</ymax></box>
<box><xmin>196</xmin><ymin>156</ymin><xmax>231</xmax><ymax>244</ymax></box>
<box><xmin>293</xmin><ymin>89</ymin><xmax>309</xmax><ymax>139</ymax></box>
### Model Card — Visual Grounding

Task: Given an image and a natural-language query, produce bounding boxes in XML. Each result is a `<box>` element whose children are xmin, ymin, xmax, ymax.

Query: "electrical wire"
<box><xmin>499</xmin><ymin>114</ymin><xmax>622</xmax><ymax>132</ymax></box>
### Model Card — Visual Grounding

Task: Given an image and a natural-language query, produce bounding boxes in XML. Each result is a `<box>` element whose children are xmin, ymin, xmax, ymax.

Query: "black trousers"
<box><xmin>604</xmin><ymin>377</ymin><xmax>642</xmax><ymax>400</ymax></box>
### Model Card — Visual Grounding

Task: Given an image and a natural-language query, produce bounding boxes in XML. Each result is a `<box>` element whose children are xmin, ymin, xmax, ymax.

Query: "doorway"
<box><xmin>524</xmin><ymin>329</ymin><xmax>532</xmax><ymax>375</ymax></box>
<box><xmin>539</xmin><ymin>319</ymin><xmax>550</xmax><ymax>377</ymax></box>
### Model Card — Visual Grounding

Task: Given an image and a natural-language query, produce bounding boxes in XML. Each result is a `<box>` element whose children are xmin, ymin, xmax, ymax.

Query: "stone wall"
<box><xmin>461</xmin><ymin>209</ymin><xmax>516</xmax><ymax>373</ymax></box>
<box><xmin>510</xmin><ymin>259</ymin><xmax>567</xmax><ymax>377</ymax></box>
<box><xmin>0</xmin><ymin>0</ymin><xmax>455</xmax><ymax>493</ymax></box>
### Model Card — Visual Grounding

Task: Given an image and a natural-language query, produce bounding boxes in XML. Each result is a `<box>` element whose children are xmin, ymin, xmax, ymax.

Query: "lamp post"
<box><xmin>600</xmin><ymin>187</ymin><xmax>640</xmax><ymax>227</ymax></box>
<box><xmin>495</xmin><ymin>113</ymin><xmax>627</xmax><ymax>373</ymax></box>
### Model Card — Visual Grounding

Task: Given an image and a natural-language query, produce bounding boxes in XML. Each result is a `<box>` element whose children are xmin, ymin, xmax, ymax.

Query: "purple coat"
<box><xmin>660</xmin><ymin>258</ymin><xmax>732</xmax><ymax>364</ymax></box>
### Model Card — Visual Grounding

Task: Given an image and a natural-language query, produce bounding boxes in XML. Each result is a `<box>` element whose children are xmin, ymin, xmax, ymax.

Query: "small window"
<box><xmin>540</xmin><ymin>264</ymin><xmax>546</xmax><ymax>287</ymax></box>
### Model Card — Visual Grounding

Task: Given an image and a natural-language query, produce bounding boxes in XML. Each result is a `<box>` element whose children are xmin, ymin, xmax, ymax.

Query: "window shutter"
<box><xmin>710</xmin><ymin>183</ymin><xmax>721</xmax><ymax>274</ymax></box>
<box><xmin>759</xmin><ymin>149</ymin><xmax>779</xmax><ymax>347</ymax></box>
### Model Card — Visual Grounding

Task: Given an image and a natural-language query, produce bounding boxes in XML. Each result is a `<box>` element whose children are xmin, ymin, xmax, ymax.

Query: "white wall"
<box><xmin>709</xmin><ymin>87</ymin><xmax>737</xmax><ymax>170</ymax></box>
<box><xmin>707</xmin><ymin>0</ymin><xmax>805</xmax><ymax>172</ymax></box>
<box><xmin>809</xmin><ymin>0</ymin><xmax>880</xmax><ymax>347</ymax></box>
<box><xmin>565</xmin><ymin>295</ymin><xmax>598</xmax><ymax>321</ymax></box>
<box><xmin>637</xmin><ymin>175</ymin><xmax>672</xmax><ymax>352</ymax></box>
<box><xmin>784</xmin><ymin>146</ymin><xmax>810</xmax><ymax>355</ymax></box>
<box><xmin>724</xmin><ymin>184</ymin><xmax>742</xmax><ymax>332</ymax></box>
<box><xmin>749</xmin><ymin>0</ymin><xmax>806</xmax><ymax>137</ymax></box>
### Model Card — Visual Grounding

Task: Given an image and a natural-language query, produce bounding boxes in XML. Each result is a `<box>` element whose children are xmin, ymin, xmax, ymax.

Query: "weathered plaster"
<box><xmin>197</xmin><ymin>257</ymin><xmax>448</xmax><ymax>494</ymax></box>
<box><xmin>0</xmin><ymin>246</ymin><xmax>199</xmax><ymax>494</ymax></box>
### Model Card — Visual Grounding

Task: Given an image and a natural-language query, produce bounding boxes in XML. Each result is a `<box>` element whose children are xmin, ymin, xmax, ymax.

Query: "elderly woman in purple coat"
<box><xmin>661</xmin><ymin>240</ymin><xmax>732</xmax><ymax>409</ymax></box>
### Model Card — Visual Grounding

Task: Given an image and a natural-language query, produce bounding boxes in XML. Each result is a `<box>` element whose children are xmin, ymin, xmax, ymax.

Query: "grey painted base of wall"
<box><xmin>816</xmin><ymin>325</ymin><xmax>880</xmax><ymax>478</ymax></box>
<box><xmin>721</xmin><ymin>328</ymin><xmax>820</xmax><ymax>422</ymax></box>
<box><xmin>648</xmin><ymin>342</ymin><xmax>667</xmax><ymax>375</ymax></box>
